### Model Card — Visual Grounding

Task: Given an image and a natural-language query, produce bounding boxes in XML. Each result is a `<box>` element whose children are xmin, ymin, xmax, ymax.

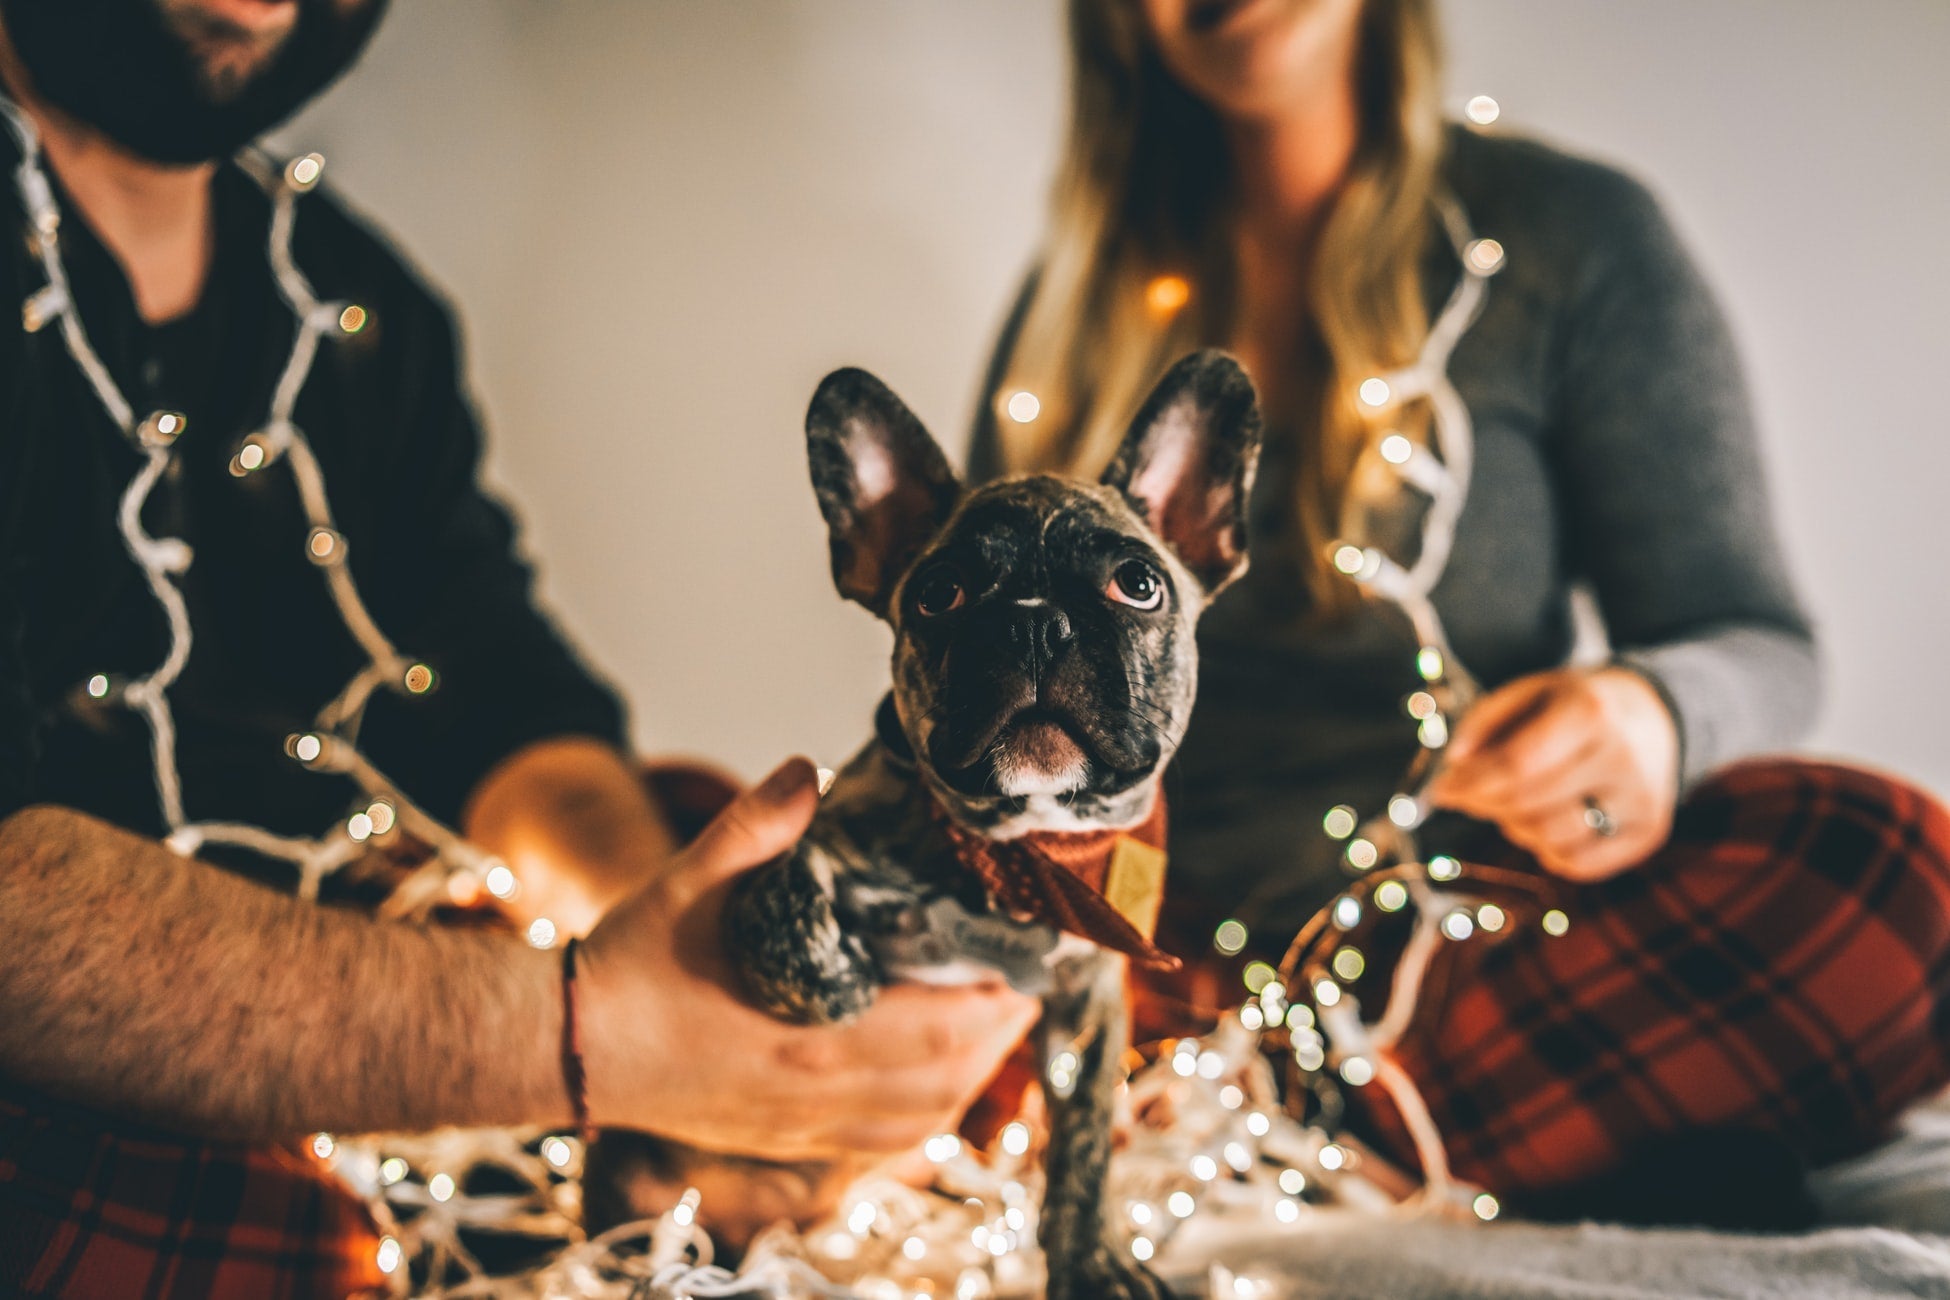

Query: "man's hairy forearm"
<box><xmin>0</xmin><ymin>804</ymin><xmax>570</xmax><ymax>1143</ymax></box>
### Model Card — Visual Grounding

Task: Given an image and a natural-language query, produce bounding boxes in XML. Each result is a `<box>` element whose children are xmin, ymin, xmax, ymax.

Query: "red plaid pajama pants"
<box><xmin>0</xmin><ymin>1084</ymin><xmax>384</xmax><ymax>1298</ymax></box>
<box><xmin>1345</xmin><ymin>759</ymin><xmax>1950</xmax><ymax>1202</ymax></box>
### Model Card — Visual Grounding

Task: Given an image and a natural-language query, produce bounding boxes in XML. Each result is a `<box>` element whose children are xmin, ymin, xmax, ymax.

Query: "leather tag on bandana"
<box><xmin>1104</xmin><ymin>836</ymin><xmax>1167</xmax><ymax>942</ymax></box>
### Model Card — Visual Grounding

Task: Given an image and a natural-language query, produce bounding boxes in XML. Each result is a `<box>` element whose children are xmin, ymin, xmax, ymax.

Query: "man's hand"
<box><xmin>1427</xmin><ymin>667</ymin><xmax>1680</xmax><ymax>882</ymax></box>
<box><xmin>578</xmin><ymin>757</ymin><xmax>1041</xmax><ymax>1161</ymax></box>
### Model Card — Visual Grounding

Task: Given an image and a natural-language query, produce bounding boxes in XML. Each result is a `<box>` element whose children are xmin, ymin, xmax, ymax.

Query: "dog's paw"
<box><xmin>724</xmin><ymin>844</ymin><xmax>879</xmax><ymax>1024</ymax></box>
<box><xmin>1045</xmin><ymin>1247</ymin><xmax>1174</xmax><ymax>1300</ymax></box>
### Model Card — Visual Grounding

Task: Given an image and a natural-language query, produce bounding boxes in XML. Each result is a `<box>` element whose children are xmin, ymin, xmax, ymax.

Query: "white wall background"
<box><xmin>280</xmin><ymin>0</ymin><xmax>1950</xmax><ymax>793</ymax></box>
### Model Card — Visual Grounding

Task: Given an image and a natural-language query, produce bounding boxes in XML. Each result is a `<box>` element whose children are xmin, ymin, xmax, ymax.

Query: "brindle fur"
<box><xmin>586</xmin><ymin>352</ymin><xmax>1259</xmax><ymax>1299</ymax></box>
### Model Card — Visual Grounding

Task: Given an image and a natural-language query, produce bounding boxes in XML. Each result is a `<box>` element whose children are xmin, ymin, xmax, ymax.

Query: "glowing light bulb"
<box><xmin>903</xmin><ymin>1236</ymin><xmax>926</xmax><ymax>1261</ymax></box>
<box><xmin>1465</xmin><ymin>238</ymin><xmax>1505</xmax><ymax>274</ymax></box>
<box><xmin>1145</xmin><ymin>274</ymin><xmax>1192</xmax><ymax>316</ymax></box>
<box><xmin>925</xmin><ymin>1134</ymin><xmax>963</xmax><ymax>1163</ymax></box>
<box><xmin>311</xmin><ymin>1132</ymin><xmax>335</xmax><ymax>1159</ymax></box>
<box><xmin>1332</xmin><ymin>947</ymin><xmax>1366</xmax><ymax>982</ymax></box>
<box><xmin>1191</xmin><ymin>1154</ymin><xmax>1219</xmax><ymax>1182</ymax></box>
<box><xmin>1314</xmin><ymin>979</ymin><xmax>1341</xmax><ymax>1007</ymax></box>
<box><xmin>1442</xmin><ymin>910</ymin><xmax>1475</xmax><ymax>941</ymax></box>
<box><xmin>1477</xmin><ymin>903</ymin><xmax>1506</xmax><ymax>932</ymax></box>
<box><xmin>380</xmin><ymin>1157</ymin><xmax>408</xmax><ymax>1184</ymax></box>
<box><xmin>237</xmin><ymin>442</ymin><xmax>266</xmax><ymax>471</ymax></box>
<box><xmin>1130</xmin><ymin>1202</ymin><xmax>1154</xmax><ymax>1226</ymax></box>
<box><xmin>1388</xmin><ymin>793</ymin><xmax>1421</xmax><ymax>827</ymax></box>
<box><xmin>1427</xmin><ymin>854</ymin><xmax>1462</xmax><ymax>882</ymax></box>
<box><xmin>86</xmin><ymin>674</ymin><xmax>110</xmax><ymax>699</ymax></box>
<box><xmin>1332</xmin><ymin>544</ymin><xmax>1368</xmax><ymax>576</ymax></box>
<box><xmin>375</xmin><ymin>1237</ymin><xmax>402</xmax><ymax>1274</ymax></box>
<box><xmin>1322</xmin><ymin>805</ymin><xmax>1358</xmax><ymax>839</ymax></box>
<box><xmin>1278</xmin><ymin>1168</ymin><xmax>1306</xmax><ymax>1196</ymax></box>
<box><xmin>366</xmin><ymin>800</ymin><xmax>396</xmax><ymax>834</ymax></box>
<box><xmin>1239</xmin><ymin>1003</ymin><xmax>1265</xmax><ymax>1031</ymax></box>
<box><xmin>1358</xmin><ymin>377</ymin><xmax>1391</xmax><ymax>408</ymax></box>
<box><xmin>1543</xmin><ymin>909</ymin><xmax>1571</xmax><ymax>936</ymax></box>
<box><xmin>1243</xmin><ymin>960</ymin><xmax>1277</xmax><ymax>993</ymax></box>
<box><xmin>287</xmin><ymin>153</ymin><xmax>324</xmax><ymax>189</ymax></box>
<box><xmin>1339</xmin><ymin>1057</ymin><xmax>1375</xmax><ymax>1086</ymax></box>
<box><xmin>289</xmin><ymin>733</ymin><xmax>324</xmax><ymax>764</ymax></box>
<box><xmin>483</xmin><ymin>862</ymin><xmax>517</xmax><ymax>900</ymax></box>
<box><xmin>428</xmin><ymin>1172</ymin><xmax>455</xmax><ymax>1202</ymax></box>
<box><xmin>1213</xmin><ymin>918</ymin><xmax>1249</xmax><ymax>954</ymax></box>
<box><xmin>1285</xmin><ymin>1004</ymin><xmax>1314</xmax><ymax>1030</ymax></box>
<box><xmin>306</xmin><ymin>527</ymin><xmax>341</xmax><ymax>563</ymax></box>
<box><xmin>1246</xmin><ymin>1111</ymin><xmax>1271</xmax><ymax>1137</ymax></box>
<box><xmin>403</xmin><ymin>663</ymin><xmax>436</xmax><ymax>694</ymax></box>
<box><xmin>1332</xmin><ymin>895</ymin><xmax>1361</xmax><ymax>930</ymax></box>
<box><xmin>1318</xmin><ymin>1144</ymin><xmax>1346</xmax><ymax>1171</ymax></box>
<box><xmin>1473</xmin><ymin>1192</ymin><xmax>1502</xmax><ymax>1221</ymax></box>
<box><xmin>1131</xmin><ymin>1236</ymin><xmax>1155</xmax><ymax>1262</ymax></box>
<box><xmin>1005</xmin><ymin>390</ymin><xmax>1041</xmax><ymax>423</ymax></box>
<box><xmin>338</xmin><ymin>304</ymin><xmax>368</xmax><ymax>334</ymax></box>
<box><xmin>526</xmin><ymin>917</ymin><xmax>558</xmax><ymax>949</ymax></box>
<box><xmin>1465</xmin><ymin>95</ymin><xmax>1500</xmax><ymax>126</ymax></box>
<box><xmin>1197</xmin><ymin>1050</ymin><xmax>1226</xmax><ymax>1080</ymax></box>
<box><xmin>1275</xmin><ymin>1197</ymin><xmax>1301</xmax><ymax>1223</ymax></box>
<box><xmin>1379</xmin><ymin>433</ymin><xmax>1412</xmax><ymax>464</ymax></box>
<box><xmin>1218</xmin><ymin>1084</ymin><xmax>1244</xmax><ymax>1110</ymax></box>
<box><xmin>1000</xmin><ymin>1122</ymin><xmax>1031</xmax><ymax>1157</ymax></box>
<box><xmin>1345</xmin><ymin>837</ymin><xmax>1378</xmax><ymax>870</ymax></box>
<box><xmin>1416</xmin><ymin>646</ymin><xmax>1445</xmax><ymax>681</ymax></box>
<box><xmin>1169</xmin><ymin>1191</ymin><xmax>1196</xmax><ymax>1218</ymax></box>
<box><xmin>1418</xmin><ymin>713</ymin><xmax>1450</xmax><ymax>748</ymax></box>
<box><xmin>1405</xmin><ymin>691</ymin><xmax>1438</xmax><ymax>720</ymax></box>
<box><xmin>1375</xmin><ymin>880</ymin><xmax>1408</xmax><ymax>912</ymax></box>
<box><xmin>542</xmin><ymin>1137</ymin><xmax>573</xmax><ymax>1168</ymax></box>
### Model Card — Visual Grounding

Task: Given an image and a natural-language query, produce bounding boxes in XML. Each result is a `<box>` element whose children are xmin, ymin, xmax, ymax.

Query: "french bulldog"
<box><xmin>586</xmin><ymin>350</ymin><xmax>1260</xmax><ymax>1299</ymax></box>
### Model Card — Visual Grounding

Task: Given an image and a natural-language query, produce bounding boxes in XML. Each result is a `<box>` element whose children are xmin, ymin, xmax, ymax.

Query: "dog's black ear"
<box><xmin>806</xmin><ymin>368</ymin><xmax>961</xmax><ymax>617</ymax></box>
<box><xmin>1101</xmin><ymin>350</ymin><xmax>1261</xmax><ymax>595</ymax></box>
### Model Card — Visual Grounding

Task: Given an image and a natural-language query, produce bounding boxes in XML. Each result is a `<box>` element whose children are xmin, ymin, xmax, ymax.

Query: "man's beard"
<box><xmin>0</xmin><ymin>0</ymin><xmax>389</xmax><ymax>165</ymax></box>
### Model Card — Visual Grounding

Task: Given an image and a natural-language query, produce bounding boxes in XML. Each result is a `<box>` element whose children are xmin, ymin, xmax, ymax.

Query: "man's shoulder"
<box><xmin>256</xmin><ymin>162</ymin><xmax>463</xmax><ymax>354</ymax></box>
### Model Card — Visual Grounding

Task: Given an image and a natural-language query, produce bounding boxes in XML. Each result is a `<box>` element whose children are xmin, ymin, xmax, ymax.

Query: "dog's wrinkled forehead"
<box><xmin>896</xmin><ymin>477</ymin><xmax>1168</xmax><ymax>607</ymax></box>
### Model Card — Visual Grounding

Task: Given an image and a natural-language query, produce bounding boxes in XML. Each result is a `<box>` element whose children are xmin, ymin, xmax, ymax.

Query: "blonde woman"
<box><xmin>971</xmin><ymin>0</ymin><xmax>1950</xmax><ymax>1225</ymax></box>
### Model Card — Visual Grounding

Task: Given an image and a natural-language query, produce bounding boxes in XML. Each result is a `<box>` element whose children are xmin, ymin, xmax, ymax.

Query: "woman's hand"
<box><xmin>1426</xmin><ymin>667</ymin><xmax>1681</xmax><ymax>881</ymax></box>
<box><xmin>578</xmin><ymin>757</ymin><xmax>1041</xmax><ymax>1162</ymax></box>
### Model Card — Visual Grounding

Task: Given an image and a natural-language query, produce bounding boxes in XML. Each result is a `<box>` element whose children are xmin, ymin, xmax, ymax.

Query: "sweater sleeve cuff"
<box><xmin>1612</xmin><ymin>625</ymin><xmax>1821</xmax><ymax>791</ymax></box>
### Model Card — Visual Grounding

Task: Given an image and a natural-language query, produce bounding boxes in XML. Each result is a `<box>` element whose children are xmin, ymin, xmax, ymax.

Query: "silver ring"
<box><xmin>1582</xmin><ymin>796</ymin><xmax>1618</xmax><ymax>839</ymax></box>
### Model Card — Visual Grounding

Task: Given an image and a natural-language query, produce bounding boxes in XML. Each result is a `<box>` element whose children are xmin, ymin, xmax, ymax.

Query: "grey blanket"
<box><xmin>1161</xmin><ymin>1097</ymin><xmax>1950</xmax><ymax>1298</ymax></box>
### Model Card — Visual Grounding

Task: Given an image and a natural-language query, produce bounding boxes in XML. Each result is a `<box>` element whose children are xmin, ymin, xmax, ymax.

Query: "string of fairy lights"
<box><xmin>8</xmin><ymin>79</ymin><xmax>1563</xmax><ymax>1295</ymax></box>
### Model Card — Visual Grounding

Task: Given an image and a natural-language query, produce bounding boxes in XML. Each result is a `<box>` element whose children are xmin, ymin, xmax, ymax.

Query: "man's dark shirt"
<box><xmin>0</xmin><ymin>135</ymin><xmax>628</xmax><ymax>864</ymax></box>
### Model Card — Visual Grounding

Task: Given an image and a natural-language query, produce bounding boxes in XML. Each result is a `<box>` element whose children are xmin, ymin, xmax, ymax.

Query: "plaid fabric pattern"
<box><xmin>0</xmin><ymin>1084</ymin><xmax>384</xmax><ymax>1299</ymax></box>
<box><xmin>1347</xmin><ymin>759</ymin><xmax>1950</xmax><ymax>1198</ymax></box>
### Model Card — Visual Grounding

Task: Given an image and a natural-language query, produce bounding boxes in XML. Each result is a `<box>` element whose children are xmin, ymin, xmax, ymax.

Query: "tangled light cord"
<box><xmin>7</xmin><ymin>93</ymin><xmax>1560</xmax><ymax>1296</ymax></box>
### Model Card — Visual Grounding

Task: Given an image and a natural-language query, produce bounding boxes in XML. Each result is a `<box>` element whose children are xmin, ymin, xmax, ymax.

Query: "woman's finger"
<box><xmin>1441</xmin><ymin>672</ymin><xmax>1560</xmax><ymax>764</ymax></box>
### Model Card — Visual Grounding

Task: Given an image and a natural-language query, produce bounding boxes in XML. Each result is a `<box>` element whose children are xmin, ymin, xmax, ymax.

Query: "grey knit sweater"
<box><xmin>969</xmin><ymin>127</ymin><xmax>1819</xmax><ymax>937</ymax></box>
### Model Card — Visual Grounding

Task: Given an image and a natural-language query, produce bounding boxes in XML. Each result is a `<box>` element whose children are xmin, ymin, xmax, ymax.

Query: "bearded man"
<box><xmin>0</xmin><ymin>3</ymin><xmax>1034</xmax><ymax>1295</ymax></box>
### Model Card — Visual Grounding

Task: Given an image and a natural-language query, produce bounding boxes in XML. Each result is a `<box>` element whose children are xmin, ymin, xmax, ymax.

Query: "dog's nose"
<box><xmin>1009</xmin><ymin>599</ymin><xmax>1074</xmax><ymax>668</ymax></box>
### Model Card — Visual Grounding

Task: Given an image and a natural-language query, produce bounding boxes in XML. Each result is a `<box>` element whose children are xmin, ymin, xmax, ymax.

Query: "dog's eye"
<box><xmin>912</xmin><ymin>566</ymin><xmax>965</xmax><ymax>616</ymax></box>
<box><xmin>1107</xmin><ymin>560</ymin><xmax>1165</xmax><ymax>610</ymax></box>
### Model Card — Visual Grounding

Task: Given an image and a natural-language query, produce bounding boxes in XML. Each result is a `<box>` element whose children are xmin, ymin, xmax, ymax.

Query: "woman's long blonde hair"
<box><xmin>991</xmin><ymin>0</ymin><xmax>1446</xmax><ymax>609</ymax></box>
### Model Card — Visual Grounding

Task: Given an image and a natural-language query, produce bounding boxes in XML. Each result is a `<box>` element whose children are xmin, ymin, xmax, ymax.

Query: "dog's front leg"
<box><xmin>725</xmin><ymin>837</ymin><xmax>882</xmax><ymax>1025</ymax></box>
<box><xmin>1038</xmin><ymin>950</ymin><xmax>1171</xmax><ymax>1300</ymax></box>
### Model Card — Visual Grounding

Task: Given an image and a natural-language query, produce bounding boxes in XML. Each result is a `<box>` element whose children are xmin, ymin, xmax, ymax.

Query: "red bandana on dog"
<box><xmin>935</xmin><ymin>798</ymin><xmax>1181</xmax><ymax>971</ymax></box>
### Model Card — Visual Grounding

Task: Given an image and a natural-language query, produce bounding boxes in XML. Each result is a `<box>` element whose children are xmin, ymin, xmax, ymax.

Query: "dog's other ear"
<box><xmin>1101</xmin><ymin>349</ymin><xmax>1261</xmax><ymax>595</ymax></box>
<box><xmin>806</xmin><ymin>368</ymin><xmax>961</xmax><ymax>617</ymax></box>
